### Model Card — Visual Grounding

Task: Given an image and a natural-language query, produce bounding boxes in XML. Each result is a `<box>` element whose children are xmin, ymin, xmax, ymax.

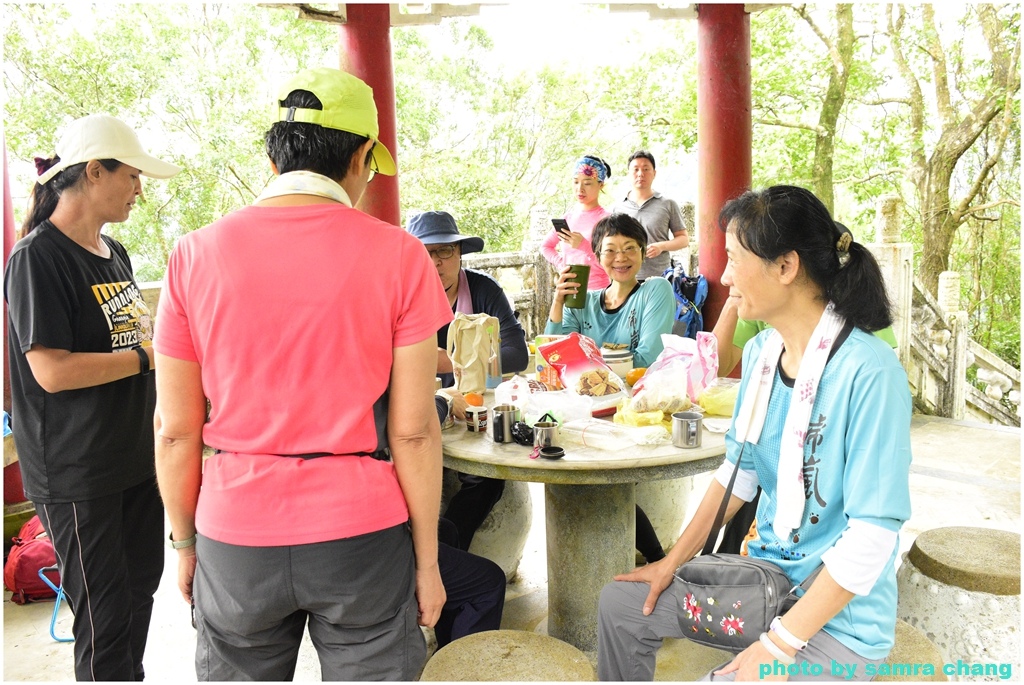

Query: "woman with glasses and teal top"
<box><xmin>545</xmin><ymin>213</ymin><xmax>676</xmax><ymax>369</ymax></box>
<box><xmin>545</xmin><ymin>212</ymin><xmax>677</xmax><ymax>563</ymax></box>
<box><xmin>540</xmin><ymin>155</ymin><xmax>613</xmax><ymax>292</ymax></box>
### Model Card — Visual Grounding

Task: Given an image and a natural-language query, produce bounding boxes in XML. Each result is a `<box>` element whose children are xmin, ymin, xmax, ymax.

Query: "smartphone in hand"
<box><xmin>551</xmin><ymin>218</ymin><xmax>571</xmax><ymax>237</ymax></box>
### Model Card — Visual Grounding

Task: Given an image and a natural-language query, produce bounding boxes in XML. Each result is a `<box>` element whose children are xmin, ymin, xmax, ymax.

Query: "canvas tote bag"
<box><xmin>446</xmin><ymin>312</ymin><xmax>501</xmax><ymax>394</ymax></box>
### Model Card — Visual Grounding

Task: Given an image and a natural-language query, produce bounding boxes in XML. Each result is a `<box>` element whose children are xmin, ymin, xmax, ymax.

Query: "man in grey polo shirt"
<box><xmin>613</xmin><ymin>150</ymin><xmax>689</xmax><ymax>280</ymax></box>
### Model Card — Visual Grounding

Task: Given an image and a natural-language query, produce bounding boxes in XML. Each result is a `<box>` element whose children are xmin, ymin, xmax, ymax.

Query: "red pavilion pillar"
<box><xmin>3</xmin><ymin>139</ymin><xmax>15</xmax><ymax>413</ymax></box>
<box><xmin>696</xmin><ymin>4</ymin><xmax>751</xmax><ymax>337</ymax></box>
<box><xmin>338</xmin><ymin>4</ymin><xmax>401</xmax><ymax>226</ymax></box>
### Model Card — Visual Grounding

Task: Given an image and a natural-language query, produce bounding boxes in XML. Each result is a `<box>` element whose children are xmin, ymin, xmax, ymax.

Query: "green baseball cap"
<box><xmin>275</xmin><ymin>67</ymin><xmax>396</xmax><ymax>176</ymax></box>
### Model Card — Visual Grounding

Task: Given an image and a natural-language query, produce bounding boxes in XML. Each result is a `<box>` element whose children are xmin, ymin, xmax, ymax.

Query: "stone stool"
<box><xmin>897</xmin><ymin>527</ymin><xmax>1020</xmax><ymax>681</ymax></box>
<box><xmin>655</xmin><ymin>638</ymin><xmax>730</xmax><ymax>681</ymax></box>
<box><xmin>420</xmin><ymin>629</ymin><xmax>595</xmax><ymax>681</ymax></box>
<box><xmin>655</xmin><ymin>620</ymin><xmax>947</xmax><ymax>681</ymax></box>
<box><xmin>874</xmin><ymin>619</ymin><xmax>947</xmax><ymax>682</ymax></box>
<box><xmin>636</xmin><ymin>477</ymin><xmax>692</xmax><ymax>554</ymax></box>
<box><xmin>441</xmin><ymin>469</ymin><xmax>532</xmax><ymax>580</ymax></box>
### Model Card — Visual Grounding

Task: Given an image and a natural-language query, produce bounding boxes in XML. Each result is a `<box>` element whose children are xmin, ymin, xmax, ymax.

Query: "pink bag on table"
<box><xmin>632</xmin><ymin>332</ymin><xmax>719</xmax><ymax>410</ymax></box>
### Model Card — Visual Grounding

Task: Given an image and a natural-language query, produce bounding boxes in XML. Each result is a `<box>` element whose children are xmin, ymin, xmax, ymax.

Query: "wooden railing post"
<box><xmin>937</xmin><ymin>271</ymin><xmax>968</xmax><ymax>420</ymax></box>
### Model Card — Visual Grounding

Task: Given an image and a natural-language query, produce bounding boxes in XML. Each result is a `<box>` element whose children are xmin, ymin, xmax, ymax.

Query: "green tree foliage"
<box><xmin>4</xmin><ymin>3</ymin><xmax>336</xmax><ymax>280</ymax></box>
<box><xmin>393</xmin><ymin>19</ymin><xmax>698</xmax><ymax>251</ymax></box>
<box><xmin>749</xmin><ymin>4</ymin><xmax>1019</xmax><ymax>367</ymax></box>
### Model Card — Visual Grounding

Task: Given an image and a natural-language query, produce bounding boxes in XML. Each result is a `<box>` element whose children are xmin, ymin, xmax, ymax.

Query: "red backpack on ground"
<box><xmin>4</xmin><ymin>515</ymin><xmax>60</xmax><ymax>604</ymax></box>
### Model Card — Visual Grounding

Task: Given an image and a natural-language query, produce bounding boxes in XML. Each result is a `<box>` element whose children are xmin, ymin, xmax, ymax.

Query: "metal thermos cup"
<box><xmin>533</xmin><ymin>420</ymin><xmax>560</xmax><ymax>449</ymax></box>
<box><xmin>672</xmin><ymin>411</ymin><xmax>703</xmax><ymax>449</ymax></box>
<box><xmin>491</xmin><ymin>404</ymin><xmax>521</xmax><ymax>443</ymax></box>
<box><xmin>563</xmin><ymin>264</ymin><xmax>591</xmax><ymax>309</ymax></box>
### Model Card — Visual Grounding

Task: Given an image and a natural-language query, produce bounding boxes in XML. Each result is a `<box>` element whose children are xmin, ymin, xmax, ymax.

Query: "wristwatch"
<box><xmin>435</xmin><ymin>389</ymin><xmax>455</xmax><ymax>428</ymax></box>
<box><xmin>169</xmin><ymin>532</ymin><xmax>197</xmax><ymax>549</ymax></box>
<box><xmin>134</xmin><ymin>346</ymin><xmax>151</xmax><ymax>376</ymax></box>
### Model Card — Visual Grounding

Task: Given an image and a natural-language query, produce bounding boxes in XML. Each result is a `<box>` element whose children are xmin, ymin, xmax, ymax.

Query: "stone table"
<box><xmin>441</xmin><ymin>424</ymin><xmax>726</xmax><ymax>652</ymax></box>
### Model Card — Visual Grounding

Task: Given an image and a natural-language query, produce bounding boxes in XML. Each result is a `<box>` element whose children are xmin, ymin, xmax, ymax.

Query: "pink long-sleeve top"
<box><xmin>539</xmin><ymin>206</ymin><xmax>612</xmax><ymax>291</ymax></box>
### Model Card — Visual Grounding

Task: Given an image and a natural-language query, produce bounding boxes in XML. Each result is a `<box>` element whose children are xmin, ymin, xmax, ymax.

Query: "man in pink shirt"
<box><xmin>154</xmin><ymin>68</ymin><xmax>450</xmax><ymax>680</ymax></box>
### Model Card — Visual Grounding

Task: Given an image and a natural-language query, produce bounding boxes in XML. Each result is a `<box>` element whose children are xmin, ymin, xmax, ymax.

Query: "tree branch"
<box><xmin>857</xmin><ymin>96</ymin><xmax>912</xmax><ymax>106</ymax></box>
<box><xmin>794</xmin><ymin>4</ymin><xmax>845</xmax><ymax>76</ymax></box>
<box><xmin>951</xmin><ymin>45</ymin><xmax>1019</xmax><ymax>224</ymax></box>
<box><xmin>755</xmin><ymin>116</ymin><xmax>824</xmax><ymax>134</ymax></box>
<box><xmin>964</xmin><ymin>199</ymin><xmax>1021</xmax><ymax>216</ymax></box>
<box><xmin>922</xmin><ymin>5</ymin><xmax>955</xmax><ymax>130</ymax></box>
<box><xmin>887</xmin><ymin>4</ymin><xmax>928</xmax><ymax>185</ymax></box>
<box><xmin>834</xmin><ymin>169</ymin><xmax>906</xmax><ymax>185</ymax></box>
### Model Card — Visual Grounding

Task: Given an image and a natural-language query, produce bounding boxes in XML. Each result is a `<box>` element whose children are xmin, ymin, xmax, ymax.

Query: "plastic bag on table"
<box><xmin>698</xmin><ymin>377</ymin><xmax>741</xmax><ymax>417</ymax></box>
<box><xmin>493</xmin><ymin>374</ymin><xmax>546</xmax><ymax>409</ymax></box>
<box><xmin>560</xmin><ymin>419</ymin><xmax>669</xmax><ymax>450</ymax></box>
<box><xmin>631</xmin><ymin>332</ymin><xmax>718</xmax><ymax>412</ymax></box>
<box><xmin>522</xmin><ymin>390</ymin><xmax>593</xmax><ymax>426</ymax></box>
<box><xmin>613</xmin><ymin>400</ymin><xmax>671</xmax><ymax>431</ymax></box>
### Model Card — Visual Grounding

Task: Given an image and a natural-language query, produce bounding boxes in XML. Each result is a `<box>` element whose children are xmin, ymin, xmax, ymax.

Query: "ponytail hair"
<box><xmin>718</xmin><ymin>185</ymin><xmax>892</xmax><ymax>332</ymax></box>
<box><xmin>20</xmin><ymin>157</ymin><xmax>121</xmax><ymax>236</ymax></box>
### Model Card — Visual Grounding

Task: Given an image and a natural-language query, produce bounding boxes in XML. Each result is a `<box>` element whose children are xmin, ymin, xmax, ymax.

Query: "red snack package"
<box><xmin>537</xmin><ymin>332</ymin><xmax>627</xmax><ymax>416</ymax></box>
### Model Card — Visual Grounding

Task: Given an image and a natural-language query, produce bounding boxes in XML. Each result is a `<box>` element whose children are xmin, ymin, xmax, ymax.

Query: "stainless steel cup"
<box><xmin>533</xmin><ymin>420</ymin><xmax>560</xmax><ymax>449</ymax></box>
<box><xmin>672</xmin><ymin>411</ymin><xmax>703</xmax><ymax>449</ymax></box>
<box><xmin>491</xmin><ymin>404</ymin><xmax>522</xmax><ymax>443</ymax></box>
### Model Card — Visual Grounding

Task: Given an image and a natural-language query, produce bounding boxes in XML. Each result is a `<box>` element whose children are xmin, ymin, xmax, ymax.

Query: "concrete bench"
<box><xmin>420</xmin><ymin>629</ymin><xmax>595</xmax><ymax>681</ymax></box>
<box><xmin>441</xmin><ymin>469</ymin><xmax>532</xmax><ymax>581</ymax></box>
<box><xmin>654</xmin><ymin>619</ymin><xmax>946</xmax><ymax>681</ymax></box>
<box><xmin>897</xmin><ymin>526</ymin><xmax>1020</xmax><ymax>680</ymax></box>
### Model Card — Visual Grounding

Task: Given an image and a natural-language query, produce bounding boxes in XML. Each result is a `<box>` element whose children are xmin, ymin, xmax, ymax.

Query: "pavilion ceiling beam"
<box><xmin>607</xmin><ymin>3</ymin><xmax>697</xmax><ymax>20</ymax></box>
<box><xmin>391</xmin><ymin>3</ymin><xmax>486</xmax><ymax>26</ymax></box>
<box><xmin>258</xmin><ymin>3</ymin><xmax>348</xmax><ymax>24</ymax></box>
<box><xmin>257</xmin><ymin>3</ymin><xmax>783</xmax><ymax>28</ymax></box>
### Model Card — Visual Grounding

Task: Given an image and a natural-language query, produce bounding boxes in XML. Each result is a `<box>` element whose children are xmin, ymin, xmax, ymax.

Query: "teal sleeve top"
<box><xmin>544</xmin><ymin>277</ymin><xmax>676</xmax><ymax>368</ymax></box>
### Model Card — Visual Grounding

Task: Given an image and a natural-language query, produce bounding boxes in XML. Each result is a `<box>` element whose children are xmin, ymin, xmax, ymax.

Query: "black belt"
<box><xmin>213</xmin><ymin>449</ymin><xmax>391</xmax><ymax>461</ymax></box>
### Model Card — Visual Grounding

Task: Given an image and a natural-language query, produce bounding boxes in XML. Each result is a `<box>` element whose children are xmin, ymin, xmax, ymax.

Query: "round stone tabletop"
<box><xmin>441</xmin><ymin>421</ymin><xmax>726</xmax><ymax>485</ymax></box>
<box><xmin>907</xmin><ymin>526</ymin><xmax>1021</xmax><ymax>595</ymax></box>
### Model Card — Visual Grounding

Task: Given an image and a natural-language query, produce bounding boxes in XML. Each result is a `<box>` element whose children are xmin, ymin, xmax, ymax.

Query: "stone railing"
<box><xmin>461</xmin><ymin>250</ymin><xmax>553</xmax><ymax>342</ymax></box>
<box><xmin>869</xmin><ymin>195</ymin><xmax>1020</xmax><ymax>427</ymax></box>
<box><xmin>819</xmin><ymin>194</ymin><xmax>1020</xmax><ymax>427</ymax></box>
<box><xmin>912</xmin><ymin>270</ymin><xmax>1021</xmax><ymax>427</ymax></box>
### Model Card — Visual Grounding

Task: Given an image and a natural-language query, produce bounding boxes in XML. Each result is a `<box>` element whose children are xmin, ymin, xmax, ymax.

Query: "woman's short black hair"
<box><xmin>718</xmin><ymin>185</ymin><xmax>892</xmax><ymax>332</ymax></box>
<box><xmin>264</xmin><ymin>90</ymin><xmax>372</xmax><ymax>182</ymax></box>
<box><xmin>591</xmin><ymin>213</ymin><xmax>649</xmax><ymax>255</ymax></box>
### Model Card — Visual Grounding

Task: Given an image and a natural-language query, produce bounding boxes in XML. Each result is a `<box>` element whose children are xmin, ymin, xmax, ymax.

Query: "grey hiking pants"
<box><xmin>193</xmin><ymin>523</ymin><xmax>425</xmax><ymax>681</ymax></box>
<box><xmin>597</xmin><ymin>580</ymin><xmax>884</xmax><ymax>681</ymax></box>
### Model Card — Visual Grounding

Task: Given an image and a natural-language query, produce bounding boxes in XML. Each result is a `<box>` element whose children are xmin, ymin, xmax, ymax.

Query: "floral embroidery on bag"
<box><xmin>683</xmin><ymin>593</ymin><xmax>703</xmax><ymax>621</ymax></box>
<box><xmin>720</xmin><ymin>614</ymin><xmax>744</xmax><ymax>636</ymax></box>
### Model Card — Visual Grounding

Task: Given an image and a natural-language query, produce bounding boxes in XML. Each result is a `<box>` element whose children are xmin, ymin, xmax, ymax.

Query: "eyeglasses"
<box><xmin>428</xmin><ymin>245</ymin><xmax>458</xmax><ymax>260</ymax></box>
<box><xmin>601</xmin><ymin>246</ymin><xmax>641</xmax><ymax>260</ymax></box>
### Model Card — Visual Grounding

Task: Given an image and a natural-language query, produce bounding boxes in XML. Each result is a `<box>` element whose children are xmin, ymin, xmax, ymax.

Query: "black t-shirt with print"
<box><xmin>4</xmin><ymin>222</ymin><xmax>156</xmax><ymax>503</ymax></box>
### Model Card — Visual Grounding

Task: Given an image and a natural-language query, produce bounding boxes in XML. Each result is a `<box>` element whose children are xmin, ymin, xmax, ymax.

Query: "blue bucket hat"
<box><xmin>407</xmin><ymin>211</ymin><xmax>484</xmax><ymax>254</ymax></box>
